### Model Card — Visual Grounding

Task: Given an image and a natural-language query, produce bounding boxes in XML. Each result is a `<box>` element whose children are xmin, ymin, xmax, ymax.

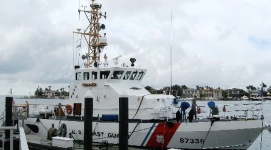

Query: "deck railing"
<box><xmin>19</xmin><ymin>127</ymin><xmax>29</xmax><ymax>150</ymax></box>
<box><xmin>0</xmin><ymin>126</ymin><xmax>15</xmax><ymax>150</ymax></box>
<box><xmin>0</xmin><ymin>110</ymin><xmax>5</xmax><ymax>126</ymax></box>
<box><xmin>0</xmin><ymin>127</ymin><xmax>29</xmax><ymax>150</ymax></box>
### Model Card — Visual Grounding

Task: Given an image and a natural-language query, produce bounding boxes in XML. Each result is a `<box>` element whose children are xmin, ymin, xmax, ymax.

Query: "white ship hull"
<box><xmin>22</xmin><ymin>118</ymin><xmax>262</xmax><ymax>149</ymax></box>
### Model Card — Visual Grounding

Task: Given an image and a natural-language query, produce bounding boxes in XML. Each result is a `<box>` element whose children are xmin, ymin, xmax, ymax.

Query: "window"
<box><xmin>84</xmin><ymin>72</ymin><xmax>89</xmax><ymax>80</ymax></box>
<box><xmin>75</xmin><ymin>72</ymin><xmax>81</xmax><ymax>80</ymax></box>
<box><xmin>135</xmin><ymin>71</ymin><xmax>144</xmax><ymax>80</ymax></box>
<box><xmin>130</xmin><ymin>71</ymin><xmax>138</xmax><ymax>80</ymax></box>
<box><xmin>100</xmin><ymin>71</ymin><xmax>110</xmax><ymax>79</ymax></box>
<box><xmin>123</xmin><ymin>71</ymin><xmax>131</xmax><ymax>80</ymax></box>
<box><xmin>111</xmin><ymin>71</ymin><xmax>124</xmax><ymax>79</ymax></box>
<box><xmin>92</xmin><ymin>71</ymin><xmax>97</xmax><ymax>80</ymax></box>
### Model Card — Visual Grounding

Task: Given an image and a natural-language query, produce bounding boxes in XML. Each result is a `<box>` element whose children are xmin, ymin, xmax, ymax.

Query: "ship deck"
<box><xmin>26</xmin><ymin>134</ymin><xmax>142</xmax><ymax>150</ymax></box>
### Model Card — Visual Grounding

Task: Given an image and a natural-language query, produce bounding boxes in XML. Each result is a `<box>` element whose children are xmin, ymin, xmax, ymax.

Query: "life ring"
<box><xmin>66</xmin><ymin>104</ymin><xmax>73</xmax><ymax>114</ymax></box>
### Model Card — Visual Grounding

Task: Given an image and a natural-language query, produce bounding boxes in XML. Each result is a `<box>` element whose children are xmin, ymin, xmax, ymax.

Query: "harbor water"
<box><xmin>1</xmin><ymin>95</ymin><xmax>270</xmax><ymax>150</ymax></box>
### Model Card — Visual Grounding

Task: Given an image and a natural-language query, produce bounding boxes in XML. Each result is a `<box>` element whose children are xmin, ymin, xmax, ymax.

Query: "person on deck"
<box><xmin>208</xmin><ymin>100</ymin><xmax>220</xmax><ymax>121</ymax></box>
<box><xmin>191</xmin><ymin>95</ymin><xmax>197</xmax><ymax>120</ymax></box>
<box><xmin>177</xmin><ymin>101</ymin><xmax>190</xmax><ymax>122</ymax></box>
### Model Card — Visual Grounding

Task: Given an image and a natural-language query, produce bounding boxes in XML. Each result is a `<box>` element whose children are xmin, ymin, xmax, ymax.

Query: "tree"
<box><xmin>34</xmin><ymin>86</ymin><xmax>43</xmax><ymax>97</ymax></box>
<box><xmin>246</xmin><ymin>85</ymin><xmax>256</xmax><ymax>91</ymax></box>
<box><xmin>172</xmin><ymin>84</ymin><xmax>181</xmax><ymax>90</ymax></box>
<box><xmin>261</xmin><ymin>82</ymin><xmax>267</xmax><ymax>88</ymax></box>
<box><xmin>145</xmin><ymin>86</ymin><xmax>153</xmax><ymax>92</ymax></box>
<box><xmin>195</xmin><ymin>85</ymin><xmax>204</xmax><ymax>98</ymax></box>
<box><xmin>171</xmin><ymin>84</ymin><xmax>182</xmax><ymax>96</ymax></box>
<box><xmin>181</xmin><ymin>85</ymin><xmax>188</xmax><ymax>90</ymax></box>
<box><xmin>196</xmin><ymin>85</ymin><xmax>204</xmax><ymax>91</ymax></box>
<box><xmin>222</xmin><ymin>90</ymin><xmax>228</xmax><ymax>99</ymax></box>
<box><xmin>259</xmin><ymin>82</ymin><xmax>267</xmax><ymax>97</ymax></box>
<box><xmin>60</xmin><ymin>88</ymin><xmax>64</xmax><ymax>97</ymax></box>
<box><xmin>244</xmin><ymin>91</ymin><xmax>249</xmax><ymax>97</ymax></box>
<box><xmin>267</xmin><ymin>86</ymin><xmax>271</xmax><ymax>96</ymax></box>
<box><xmin>159</xmin><ymin>84</ymin><xmax>188</xmax><ymax>97</ymax></box>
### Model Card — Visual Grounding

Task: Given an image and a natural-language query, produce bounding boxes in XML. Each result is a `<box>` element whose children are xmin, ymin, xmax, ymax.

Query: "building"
<box><xmin>249</xmin><ymin>89</ymin><xmax>259</xmax><ymax>98</ymax></box>
<box><xmin>182</xmin><ymin>88</ymin><xmax>200</xmax><ymax>98</ymax></box>
<box><xmin>224</xmin><ymin>88</ymin><xmax>245</xmax><ymax>100</ymax></box>
<box><xmin>149</xmin><ymin>89</ymin><xmax>178</xmax><ymax>97</ymax></box>
<box><xmin>201</xmin><ymin>88</ymin><xmax>223</xmax><ymax>100</ymax></box>
<box><xmin>42</xmin><ymin>89</ymin><xmax>57</xmax><ymax>98</ymax></box>
<box><xmin>212</xmin><ymin>88</ymin><xmax>223</xmax><ymax>99</ymax></box>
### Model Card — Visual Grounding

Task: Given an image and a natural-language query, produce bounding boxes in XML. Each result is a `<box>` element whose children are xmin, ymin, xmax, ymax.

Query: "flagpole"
<box><xmin>260</xmin><ymin>82</ymin><xmax>264</xmax><ymax>150</ymax></box>
<box><xmin>170</xmin><ymin>10</ymin><xmax>173</xmax><ymax>95</ymax></box>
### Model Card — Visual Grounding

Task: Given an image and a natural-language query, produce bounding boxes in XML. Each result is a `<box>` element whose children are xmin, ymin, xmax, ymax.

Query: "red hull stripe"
<box><xmin>141</xmin><ymin>123</ymin><xmax>156</xmax><ymax>146</ymax></box>
<box><xmin>145</xmin><ymin>122</ymin><xmax>180</xmax><ymax>148</ymax></box>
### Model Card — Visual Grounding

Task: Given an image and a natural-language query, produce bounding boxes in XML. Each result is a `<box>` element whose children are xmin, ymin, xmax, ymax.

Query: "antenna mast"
<box><xmin>170</xmin><ymin>10</ymin><xmax>173</xmax><ymax>95</ymax></box>
<box><xmin>74</xmin><ymin>0</ymin><xmax>107</xmax><ymax>68</ymax></box>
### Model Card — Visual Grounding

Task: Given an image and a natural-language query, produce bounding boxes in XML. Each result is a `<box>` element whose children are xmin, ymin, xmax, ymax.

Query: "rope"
<box><xmin>201</xmin><ymin>120</ymin><xmax>214</xmax><ymax>149</ymax></box>
<box><xmin>39</xmin><ymin>119</ymin><xmax>49</xmax><ymax>132</ymax></box>
<box><xmin>128</xmin><ymin>122</ymin><xmax>140</xmax><ymax>139</ymax></box>
<box><xmin>132</xmin><ymin>95</ymin><xmax>149</xmax><ymax>119</ymax></box>
<box><xmin>26</xmin><ymin>118</ymin><xmax>49</xmax><ymax>134</ymax></box>
<box><xmin>93</xmin><ymin>121</ymin><xmax>99</xmax><ymax>132</ymax></box>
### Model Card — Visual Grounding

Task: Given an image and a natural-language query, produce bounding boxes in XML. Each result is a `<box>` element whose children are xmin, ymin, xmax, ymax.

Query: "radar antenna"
<box><xmin>112</xmin><ymin>55</ymin><xmax>122</xmax><ymax>66</ymax></box>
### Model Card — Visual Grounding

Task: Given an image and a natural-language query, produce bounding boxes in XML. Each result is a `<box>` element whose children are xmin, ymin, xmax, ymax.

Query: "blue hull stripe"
<box><xmin>141</xmin><ymin>123</ymin><xmax>156</xmax><ymax>146</ymax></box>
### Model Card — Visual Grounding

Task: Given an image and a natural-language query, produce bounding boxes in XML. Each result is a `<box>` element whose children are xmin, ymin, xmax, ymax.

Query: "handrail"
<box><xmin>19</xmin><ymin>127</ymin><xmax>29</xmax><ymax>150</ymax></box>
<box><xmin>0</xmin><ymin>127</ymin><xmax>29</xmax><ymax>150</ymax></box>
<box><xmin>0</xmin><ymin>110</ymin><xmax>5</xmax><ymax>126</ymax></box>
<box><xmin>0</xmin><ymin>126</ymin><xmax>15</xmax><ymax>150</ymax></box>
<box><xmin>13</xmin><ymin>102</ymin><xmax>29</xmax><ymax>118</ymax></box>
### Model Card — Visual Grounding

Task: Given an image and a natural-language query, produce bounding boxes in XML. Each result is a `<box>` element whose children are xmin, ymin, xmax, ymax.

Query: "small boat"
<box><xmin>37</xmin><ymin>105</ymin><xmax>52</xmax><ymax>114</ymax></box>
<box><xmin>18</xmin><ymin>1</ymin><xmax>264</xmax><ymax>149</ymax></box>
<box><xmin>241</xmin><ymin>96</ymin><xmax>249</xmax><ymax>100</ymax></box>
<box><xmin>251</xmin><ymin>97</ymin><xmax>263</xmax><ymax>101</ymax></box>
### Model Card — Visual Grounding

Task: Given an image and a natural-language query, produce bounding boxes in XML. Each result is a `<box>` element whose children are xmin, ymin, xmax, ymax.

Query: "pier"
<box><xmin>0</xmin><ymin>97</ymin><xmax>29</xmax><ymax>150</ymax></box>
<box><xmin>1</xmin><ymin>95</ymin><xmax>132</xmax><ymax>150</ymax></box>
<box><xmin>25</xmin><ymin>134</ymin><xmax>139</xmax><ymax>150</ymax></box>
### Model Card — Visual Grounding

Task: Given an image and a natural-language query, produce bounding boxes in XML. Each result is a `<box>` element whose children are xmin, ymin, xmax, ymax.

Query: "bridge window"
<box><xmin>75</xmin><ymin>72</ymin><xmax>81</xmax><ymax>80</ymax></box>
<box><xmin>111</xmin><ymin>71</ymin><xmax>124</xmax><ymax>79</ymax></box>
<box><xmin>130</xmin><ymin>71</ymin><xmax>138</xmax><ymax>80</ymax></box>
<box><xmin>123</xmin><ymin>71</ymin><xmax>131</xmax><ymax>80</ymax></box>
<box><xmin>84</xmin><ymin>72</ymin><xmax>89</xmax><ymax>80</ymax></box>
<box><xmin>92</xmin><ymin>71</ymin><xmax>97</xmax><ymax>80</ymax></box>
<box><xmin>135</xmin><ymin>71</ymin><xmax>145</xmax><ymax>80</ymax></box>
<box><xmin>100</xmin><ymin>71</ymin><xmax>110</xmax><ymax>79</ymax></box>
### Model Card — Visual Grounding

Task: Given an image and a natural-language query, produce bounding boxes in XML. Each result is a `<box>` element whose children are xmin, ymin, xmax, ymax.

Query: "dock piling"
<box><xmin>84</xmin><ymin>94</ymin><xmax>93</xmax><ymax>150</ymax></box>
<box><xmin>5</xmin><ymin>96</ymin><xmax>13</xmax><ymax>139</ymax></box>
<box><xmin>119</xmin><ymin>97</ymin><xmax>128</xmax><ymax>150</ymax></box>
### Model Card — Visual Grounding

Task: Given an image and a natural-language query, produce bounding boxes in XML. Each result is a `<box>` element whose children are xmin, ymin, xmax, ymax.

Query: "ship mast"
<box><xmin>74</xmin><ymin>0</ymin><xmax>107</xmax><ymax>68</ymax></box>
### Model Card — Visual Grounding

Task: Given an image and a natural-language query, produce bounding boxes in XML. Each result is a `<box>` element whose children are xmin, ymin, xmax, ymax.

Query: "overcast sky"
<box><xmin>1</xmin><ymin>0</ymin><xmax>271</xmax><ymax>95</ymax></box>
